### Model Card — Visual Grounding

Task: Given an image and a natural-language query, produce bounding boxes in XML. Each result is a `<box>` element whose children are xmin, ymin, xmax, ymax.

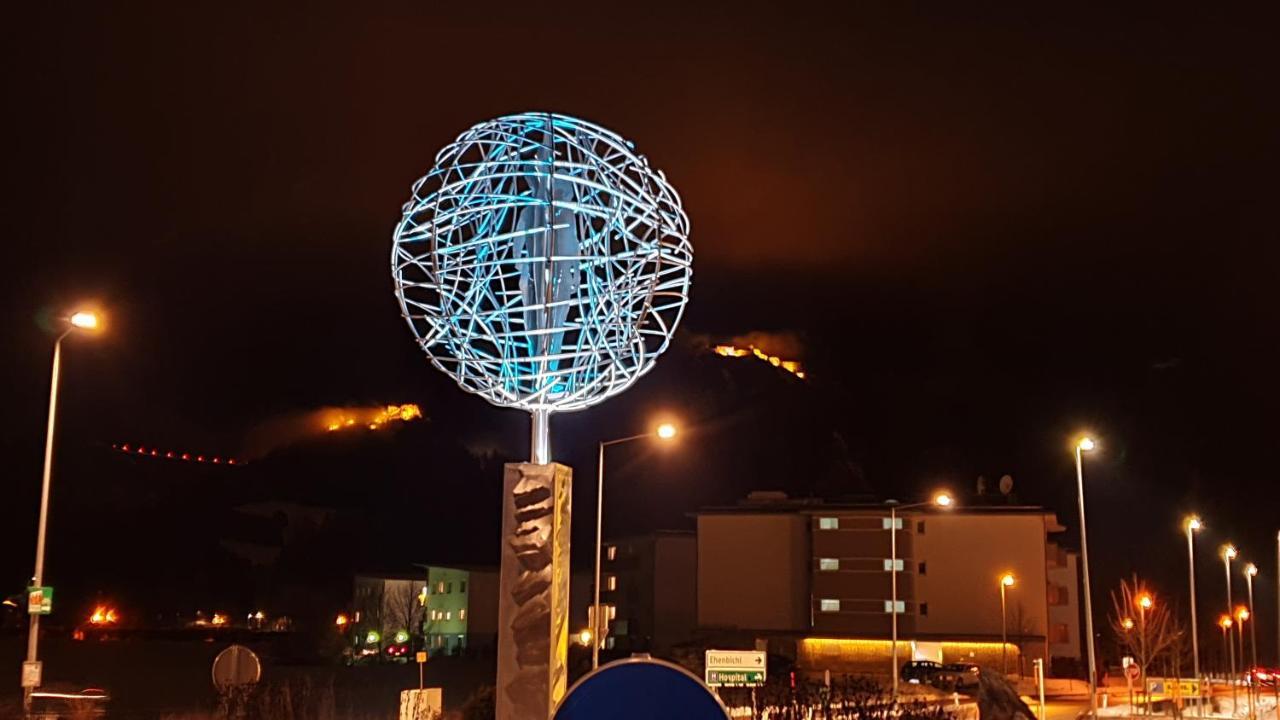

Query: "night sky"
<box><xmin>2</xmin><ymin>4</ymin><xmax>1276</xmax><ymax>655</ymax></box>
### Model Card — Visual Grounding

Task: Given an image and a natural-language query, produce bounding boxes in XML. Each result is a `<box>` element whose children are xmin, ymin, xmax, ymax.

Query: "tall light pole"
<box><xmin>591</xmin><ymin>422</ymin><xmax>677</xmax><ymax>669</ymax></box>
<box><xmin>1224</xmin><ymin>544</ymin><xmax>1239</xmax><ymax>710</ymax></box>
<box><xmin>1236</xmin><ymin>606</ymin><xmax>1251</xmax><ymax>719</ymax></box>
<box><xmin>1138</xmin><ymin>592</ymin><xmax>1154</xmax><ymax>716</ymax></box>
<box><xmin>1074</xmin><ymin>435</ymin><xmax>1100</xmax><ymax>720</ymax></box>
<box><xmin>1186</xmin><ymin>516</ymin><xmax>1204</xmax><ymax>717</ymax></box>
<box><xmin>1244</xmin><ymin>564</ymin><xmax>1258</xmax><ymax>672</ymax></box>
<box><xmin>887</xmin><ymin>490</ymin><xmax>954</xmax><ymax>704</ymax></box>
<box><xmin>1000</xmin><ymin>573</ymin><xmax>1016</xmax><ymax>676</ymax></box>
<box><xmin>1221</xmin><ymin>616</ymin><xmax>1235</xmax><ymax>702</ymax></box>
<box><xmin>23</xmin><ymin>310</ymin><xmax>101</xmax><ymax>712</ymax></box>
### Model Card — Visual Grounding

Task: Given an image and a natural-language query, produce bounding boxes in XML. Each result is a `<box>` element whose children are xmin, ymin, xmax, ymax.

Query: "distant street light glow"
<box><xmin>1224</xmin><ymin>544</ymin><xmax>1238</xmax><ymax>560</ymax></box>
<box><xmin>933</xmin><ymin>492</ymin><xmax>954</xmax><ymax>508</ymax></box>
<box><xmin>1001</xmin><ymin>573</ymin><xmax>1016</xmax><ymax>587</ymax></box>
<box><xmin>1138</xmin><ymin>593</ymin><xmax>1153</xmax><ymax>610</ymax></box>
<box><xmin>656</xmin><ymin>423</ymin><xmax>677</xmax><ymax>440</ymax></box>
<box><xmin>1187</xmin><ymin>516</ymin><xmax>1202</xmax><ymax>532</ymax></box>
<box><xmin>1077</xmin><ymin>437</ymin><xmax>1096</xmax><ymax>451</ymax></box>
<box><xmin>69</xmin><ymin>311</ymin><xmax>100</xmax><ymax>330</ymax></box>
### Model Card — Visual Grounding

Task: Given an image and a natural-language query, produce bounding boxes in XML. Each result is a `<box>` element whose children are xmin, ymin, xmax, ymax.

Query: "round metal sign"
<box><xmin>554</xmin><ymin>656</ymin><xmax>730</xmax><ymax>720</ymax></box>
<box><xmin>212</xmin><ymin>644</ymin><xmax>261</xmax><ymax>689</ymax></box>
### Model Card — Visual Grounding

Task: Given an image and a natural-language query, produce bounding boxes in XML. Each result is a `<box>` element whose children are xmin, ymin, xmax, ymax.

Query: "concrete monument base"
<box><xmin>496</xmin><ymin>463</ymin><xmax>572</xmax><ymax>720</ymax></box>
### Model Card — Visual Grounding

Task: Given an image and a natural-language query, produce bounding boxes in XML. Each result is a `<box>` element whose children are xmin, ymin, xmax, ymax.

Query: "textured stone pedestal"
<box><xmin>496</xmin><ymin>463</ymin><xmax>572</xmax><ymax>720</ymax></box>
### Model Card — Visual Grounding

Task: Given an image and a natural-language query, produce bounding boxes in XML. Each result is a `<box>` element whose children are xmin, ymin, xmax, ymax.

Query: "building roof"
<box><xmin>694</xmin><ymin>493</ymin><xmax>1067</xmax><ymax>531</ymax></box>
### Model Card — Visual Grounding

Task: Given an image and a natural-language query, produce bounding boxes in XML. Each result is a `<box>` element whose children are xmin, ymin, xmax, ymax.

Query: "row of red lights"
<box><xmin>111</xmin><ymin>443</ymin><xmax>240</xmax><ymax>465</ymax></box>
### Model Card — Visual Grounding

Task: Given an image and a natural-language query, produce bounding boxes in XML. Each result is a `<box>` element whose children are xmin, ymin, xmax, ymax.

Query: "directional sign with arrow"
<box><xmin>705</xmin><ymin>650</ymin><xmax>766</xmax><ymax>687</ymax></box>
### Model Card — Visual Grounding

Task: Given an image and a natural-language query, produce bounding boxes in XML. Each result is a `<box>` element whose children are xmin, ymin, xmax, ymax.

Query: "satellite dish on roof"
<box><xmin>999</xmin><ymin>475</ymin><xmax>1014</xmax><ymax>495</ymax></box>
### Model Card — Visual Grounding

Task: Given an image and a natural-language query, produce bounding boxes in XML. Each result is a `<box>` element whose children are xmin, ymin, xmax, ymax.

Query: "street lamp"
<box><xmin>1073</xmin><ymin>435</ymin><xmax>1101</xmax><ymax>720</ymax></box>
<box><xmin>1000</xmin><ymin>573</ymin><xmax>1016</xmax><ymax>675</ymax></box>
<box><xmin>591</xmin><ymin>422</ymin><xmax>677</xmax><ymax>669</ymax></box>
<box><xmin>1138</xmin><ymin>593</ymin><xmax>1154</xmax><ymax>715</ymax></box>
<box><xmin>1224</xmin><ymin>545</ymin><xmax>1239</xmax><ymax>710</ymax></box>
<box><xmin>1236</xmin><ymin>605</ymin><xmax>1251</xmax><ymax>719</ymax></box>
<box><xmin>1185</xmin><ymin>516</ymin><xmax>1204</xmax><ymax>717</ymax></box>
<box><xmin>1244</xmin><ymin>565</ymin><xmax>1258</xmax><ymax>672</ymax></box>
<box><xmin>23</xmin><ymin>309</ymin><xmax>102</xmax><ymax>711</ymax></box>
<box><xmin>887</xmin><ymin>490</ymin><xmax>954</xmax><ymax>703</ymax></box>
<box><xmin>1221</xmin><ymin>616</ymin><xmax>1235</xmax><ymax>693</ymax></box>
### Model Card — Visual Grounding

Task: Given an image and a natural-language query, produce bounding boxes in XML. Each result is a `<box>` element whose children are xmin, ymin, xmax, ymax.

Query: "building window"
<box><xmin>437</xmin><ymin>581</ymin><xmax>445</xmax><ymax>594</ymax></box>
<box><xmin>446</xmin><ymin>611</ymin><xmax>452</xmax><ymax>620</ymax></box>
<box><xmin>884</xmin><ymin>600</ymin><xmax>905</xmax><ymax>614</ymax></box>
<box><xmin>460</xmin><ymin>581</ymin><xmax>467</xmax><ymax>593</ymax></box>
<box><xmin>605</xmin><ymin>637</ymin><xmax>616</xmax><ymax>650</ymax></box>
<box><xmin>916</xmin><ymin>520</ymin><xmax>926</xmax><ymax>534</ymax></box>
<box><xmin>819</xmin><ymin>558</ymin><xmax>840</xmax><ymax>571</ymax></box>
<box><xmin>606</xmin><ymin>545</ymin><xmax>617</xmax><ymax>561</ymax></box>
<box><xmin>1050</xmin><ymin>623</ymin><xmax>1070</xmax><ymax>643</ymax></box>
<box><xmin>459</xmin><ymin>609</ymin><xmax>466</xmax><ymax>620</ymax></box>
<box><xmin>607</xmin><ymin>605</ymin><xmax>617</xmax><ymax>621</ymax></box>
<box><xmin>819</xmin><ymin>599</ymin><xmax>840</xmax><ymax>613</ymax></box>
<box><xmin>614</xmin><ymin>619</ymin><xmax>629</xmax><ymax>636</ymax></box>
<box><xmin>606</xmin><ymin>575</ymin><xmax>618</xmax><ymax>591</ymax></box>
<box><xmin>882</xmin><ymin>517</ymin><xmax>903</xmax><ymax>530</ymax></box>
<box><xmin>883</xmin><ymin>558</ymin><xmax>904</xmax><ymax>571</ymax></box>
<box><xmin>818</xmin><ymin>517</ymin><xmax>839</xmax><ymax>530</ymax></box>
<box><xmin>446</xmin><ymin>582</ymin><xmax>453</xmax><ymax>593</ymax></box>
<box><xmin>919</xmin><ymin>602</ymin><xmax>929</xmax><ymax>616</ymax></box>
<box><xmin>918</xmin><ymin>561</ymin><xmax>927</xmax><ymax>575</ymax></box>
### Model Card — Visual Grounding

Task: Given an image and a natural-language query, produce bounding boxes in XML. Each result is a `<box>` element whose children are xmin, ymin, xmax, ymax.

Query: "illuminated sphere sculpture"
<box><xmin>392</xmin><ymin>112</ymin><xmax>692</xmax><ymax>417</ymax></box>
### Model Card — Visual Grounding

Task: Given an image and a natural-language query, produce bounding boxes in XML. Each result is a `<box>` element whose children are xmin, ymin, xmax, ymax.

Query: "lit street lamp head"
<box><xmin>1077</xmin><ymin>436</ymin><xmax>1096</xmax><ymax>452</ymax></box>
<box><xmin>1224</xmin><ymin>544</ymin><xmax>1238</xmax><ymax>560</ymax></box>
<box><xmin>1121</xmin><ymin>617</ymin><xmax>1135</xmax><ymax>631</ymax></box>
<box><xmin>69</xmin><ymin>310</ymin><xmax>101</xmax><ymax>330</ymax></box>
<box><xmin>1137</xmin><ymin>593</ymin><xmax>1153</xmax><ymax>610</ymax></box>
<box><xmin>1186</xmin><ymin>516</ymin><xmax>1202</xmax><ymax>532</ymax></box>
<box><xmin>1220</xmin><ymin>615</ymin><xmax>1233</xmax><ymax>629</ymax></box>
<box><xmin>1235</xmin><ymin>606</ymin><xmax>1249</xmax><ymax>622</ymax></box>
<box><xmin>577</xmin><ymin>629</ymin><xmax>593</xmax><ymax>647</ymax></box>
<box><xmin>1000</xmin><ymin>573</ymin><xmax>1016</xmax><ymax>588</ymax></box>
<box><xmin>933</xmin><ymin>491</ymin><xmax>954</xmax><ymax>508</ymax></box>
<box><xmin>1245</xmin><ymin>563</ymin><xmax>1258</xmax><ymax>577</ymax></box>
<box><xmin>656</xmin><ymin>423</ymin><xmax>677</xmax><ymax>440</ymax></box>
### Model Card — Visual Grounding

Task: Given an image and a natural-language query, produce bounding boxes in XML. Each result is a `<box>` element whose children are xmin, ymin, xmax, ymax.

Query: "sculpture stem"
<box><xmin>531</xmin><ymin>409</ymin><xmax>551</xmax><ymax>464</ymax></box>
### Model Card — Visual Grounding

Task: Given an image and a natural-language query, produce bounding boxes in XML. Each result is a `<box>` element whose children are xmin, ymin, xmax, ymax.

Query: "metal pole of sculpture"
<box><xmin>392</xmin><ymin>112</ymin><xmax>692</xmax><ymax>720</ymax></box>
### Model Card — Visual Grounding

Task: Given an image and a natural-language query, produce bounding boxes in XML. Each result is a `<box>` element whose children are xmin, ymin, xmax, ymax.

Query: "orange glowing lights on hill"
<box><xmin>88</xmin><ymin>606</ymin><xmax>119</xmax><ymax>625</ymax></box>
<box><xmin>211</xmin><ymin>613</ymin><xmax>229</xmax><ymax>626</ymax></box>
<box><xmin>713</xmin><ymin>345</ymin><xmax>806</xmax><ymax>379</ymax></box>
<box><xmin>325</xmin><ymin>404</ymin><xmax>423</xmax><ymax>432</ymax></box>
<box><xmin>111</xmin><ymin>443</ymin><xmax>240</xmax><ymax>465</ymax></box>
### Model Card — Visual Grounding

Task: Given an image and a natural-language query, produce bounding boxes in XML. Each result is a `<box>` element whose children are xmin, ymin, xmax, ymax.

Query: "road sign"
<box><xmin>555</xmin><ymin>657</ymin><xmax>729</xmax><ymax>720</ymax></box>
<box><xmin>705</xmin><ymin>650</ymin><xmax>766</xmax><ymax>687</ymax></box>
<box><xmin>212</xmin><ymin>645</ymin><xmax>261</xmax><ymax>689</ymax></box>
<box><xmin>21</xmin><ymin>661</ymin><xmax>42</xmax><ymax>688</ymax></box>
<box><xmin>26</xmin><ymin>586</ymin><xmax>52</xmax><ymax>615</ymax></box>
<box><xmin>416</xmin><ymin>651</ymin><xmax>428</xmax><ymax>664</ymax></box>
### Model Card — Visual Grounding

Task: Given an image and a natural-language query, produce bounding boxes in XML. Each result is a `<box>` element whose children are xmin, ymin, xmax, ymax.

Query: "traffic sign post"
<box><xmin>21</xmin><ymin>661</ymin><xmax>41</xmax><ymax>689</ymax></box>
<box><xmin>416</xmin><ymin>651</ymin><xmax>428</xmax><ymax>690</ymax></box>
<box><xmin>705</xmin><ymin>650</ymin><xmax>766</xmax><ymax>688</ymax></box>
<box><xmin>26</xmin><ymin>586</ymin><xmax>52</xmax><ymax>615</ymax></box>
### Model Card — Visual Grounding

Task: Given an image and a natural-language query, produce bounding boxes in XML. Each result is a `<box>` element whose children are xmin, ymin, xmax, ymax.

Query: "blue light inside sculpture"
<box><xmin>392</xmin><ymin>112</ymin><xmax>693</xmax><ymax>425</ymax></box>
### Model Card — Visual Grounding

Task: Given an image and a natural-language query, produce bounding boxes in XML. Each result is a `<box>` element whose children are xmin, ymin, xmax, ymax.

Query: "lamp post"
<box><xmin>1186</xmin><ymin>516</ymin><xmax>1204</xmax><ymax>718</ymax></box>
<box><xmin>1224</xmin><ymin>545</ymin><xmax>1239</xmax><ymax>711</ymax></box>
<box><xmin>1074</xmin><ymin>436</ymin><xmax>1101</xmax><ymax>720</ymax></box>
<box><xmin>1221</xmin><ymin>616</ymin><xmax>1235</xmax><ymax>703</ymax></box>
<box><xmin>887</xmin><ymin>490</ymin><xmax>954</xmax><ymax>704</ymax></box>
<box><xmin>1236</xmin><ymin>606</ymin><xmax>1251</xmax><ymax>719</ymax></box>
<box><xmin>23</xmin><ymin>310</ymin><xmax>101</xmax><ymax>712</ymax></box>
<box><xmin>1244</xmin><ymin>565</ymin><xmax>1258</xmax><ymax>673</ymax></box>
<box><xmin>1000</xmin><ymin>573</ymin><xmax>1016</xmax><ymax>676</ymax></box>
<box><xmin>591</xmin><ymin>422</ymin><xmax>676</xmax><ymax>669</ymax></box>
<box><xmin>1138</xmin><ymin>593</ymin><xmax>1154</xmax><ymax>716</ymax></box>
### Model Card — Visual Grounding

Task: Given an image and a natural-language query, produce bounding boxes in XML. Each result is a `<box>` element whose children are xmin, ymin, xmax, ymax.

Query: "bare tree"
<box><xmin>1109</xmin><ymin>575</ymin><xmax>1183</xmax><ymax>715</ymax></box>
<box><xmin>386</xmin><ymin>579</ymin><xmax>426</xmax><ymax>642</ymax></box>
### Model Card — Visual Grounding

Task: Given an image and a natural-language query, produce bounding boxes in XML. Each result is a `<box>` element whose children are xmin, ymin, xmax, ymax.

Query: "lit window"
<box><xmin>883</xmin><ymin>558</ymin><xmax>904</xmax><ymax>571</ymax></box>
<box><xmin>820</xmin><ymin>599</ymin><xmax>840</xmax><ymax>613</ymax></box>
<box><xmin>446</xmin><ymin>611</ymin><xmax>452</xmax><ymax>620</ymax></box>
<box><xmin>882</xmin><ymin>517</ymin><xmax>903</xmax><ymax>530</ymax></box>
<box><xmin>606</xmin><ymin>576</ymin><xmax>618</xmax><ymax>591</ymax></box>
<box><xmin>819</xmin><ymin>558</ymin><xmax>840</xmax><ymax>571</ymax></box>
<box><xmin>818</xmin><ymin>517</ymin><xmax>839</xmax><ymax>530</ymax></box>
<box><xmin>437</xmin><ymin>581</ymin><xmax>445</xmax><ymax>593</ymax></box>
<box><xmin>884</xmin><ymin>600</ymin><xmax>905</xmax><ymax>614</ymax></box>
<box><xmin>459</xmin><ymin>609</ymin><xmax>466</xmax><ymax>620</ymax></box>
<box><xmin>918</xmin><ymin>562</ymin><xmax>927</xmax><ymax>575</ymax></box>
<box><xmin>605</xmin><ymin>637</ymin><xmax>616</xmax><ymax>649</ymax></box>
<box><xmin>606</xmin><ymin>545</ymin><xmax>617</xmax><ymax>561</ymax></box>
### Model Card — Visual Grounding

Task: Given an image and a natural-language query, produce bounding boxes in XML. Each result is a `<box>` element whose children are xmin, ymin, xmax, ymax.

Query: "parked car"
<box><xmin>933</xmin><ymin>662</ymin><xmax>982</xmax><ymax>689</ymax></box>
<box><xmin>1248</xmin><ymin>667</ymin><xmax>1277</xmax><ymax>688</ymax></box>
<box><xmin>900</xmin><ymin>660</ymin><xmax>943</xmax><ymax>684</ymax></box>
